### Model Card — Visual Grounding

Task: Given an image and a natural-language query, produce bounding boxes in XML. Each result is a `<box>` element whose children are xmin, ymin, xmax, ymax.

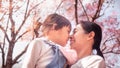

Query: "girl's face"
<box><xmin>55</xmin><ymin>26</ymin><xmax>71</xmax><ymax>46</ymax></box>
<box><xmin>70</xmin><ymin>24</ymin><xmax>88</xmax><ymax>51</ymax></box>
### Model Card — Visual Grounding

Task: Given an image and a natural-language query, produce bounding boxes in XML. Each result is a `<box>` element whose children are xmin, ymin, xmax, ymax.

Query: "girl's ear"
<box><xmin>87</xmin><ymin>31</ymin><xmax>95</xmax><ymax>40</ymax></box>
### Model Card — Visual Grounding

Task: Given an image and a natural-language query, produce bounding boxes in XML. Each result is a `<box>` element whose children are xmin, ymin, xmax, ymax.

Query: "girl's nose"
<box><xmin>69</xmin><ymin>35</ymin><xmax>73</xmax><ymax>40</ymax></box>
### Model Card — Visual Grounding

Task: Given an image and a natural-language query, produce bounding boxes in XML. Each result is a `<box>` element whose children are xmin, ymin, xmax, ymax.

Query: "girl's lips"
<box><xmin>70</xmin><ymin>39</ymin><xmax>74</xmax><ymax>44</ymax></box>
<box><xmin>69</xmin><ymin>36</ymin><xmax>75</xmax><ymax>44</ymax></box>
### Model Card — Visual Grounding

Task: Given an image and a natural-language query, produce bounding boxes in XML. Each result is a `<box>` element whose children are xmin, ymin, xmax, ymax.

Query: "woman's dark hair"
<box><xmin>41</xmin><ymin>13</ymin><xmax>71</xmax><ymax>33</ymax></box>
<box><xmin>79</xmin><ymin>21</ymin><xmax>104</xmax><ymax>59</ymax></box>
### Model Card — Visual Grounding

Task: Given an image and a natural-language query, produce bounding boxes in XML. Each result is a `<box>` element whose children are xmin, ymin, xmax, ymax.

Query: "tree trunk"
<box><xmin>3</xmin><ymin>42</ymin><xmax>14</xmax><ymax>68</ymax></box>
<box><xmin>3</xmin><ymin>64</ymin><xmax>12</xmax><ymax>68</ymax></box>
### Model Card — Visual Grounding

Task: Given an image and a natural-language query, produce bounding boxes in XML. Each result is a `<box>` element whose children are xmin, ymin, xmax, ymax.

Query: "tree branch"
<box><xmin>13</xmin><ymin>1</ymin><xmax>26</xmax><ymax>12</ymax></box>
<box><xmin>54</xmin><ymin>0</ymin><xmax>64</xmax><ymax>13</ymax></box>
<box><xmin>1</xmin><ymin>18</ymin><xmax>10</xmax><ymax>67</ymax></box>
<box><xmin>92</xmin><ymin>0</ymin><xmax>104</xmax><ymax>22</ymax></box>
<box><xmin>15</xmin><ymin>0</ymin><xmax>30</xmax><ymax>36</ymax></box>
<box><xmin>15</xmin><ymin>30</ymin><xmax>29</xmax><ymax>42</ymax></box>
<box><xmin>102</xmin><ymin>0</ymin><xmax>113</xmax><ymax>16</ymax></box>
<box><xmin>103</xmin><ymin>50</ymin><xmax>120</xmax><ymax>54</ymax></box>
<box><xmin>102</xmin><ymin>34</ymin><xmax>120</xmax><ymax>54</ymax></box>
<box><xmin>0</xmin><ymin>12</ymin><xmax>7</xmax><ymax>21</ymax></box>
<box><xmin>0</xmin><ymin>42</ymin><xmax>5</xmax><ymax>67</ymax></box>
<box><xmin>78</xmin><ymin>0</ymin><xmax>90</xmax><ymax>21</ymax></box>
<box><xmin>75</xmin><ymin>0</ymin><xmax>78</xmax><ymax>24</ymax></box>
<box><xmin>15</xmin><ymin>1</ymin><xmax>41</xmax><ymax>36</ymax></box>
<box><xmin>12</xmin><ymin>42</ymin><xmax>29</xmax><ymax>65</ymax></box>
<box><xmin>0</xmin><ymin>25</ymin><xmax>10</xmax><ymax>43</ymax></box>
<box><xmin>9</xmin><ymin>0</ymin><xmax>15</xmax><ymax>39</ymax></box>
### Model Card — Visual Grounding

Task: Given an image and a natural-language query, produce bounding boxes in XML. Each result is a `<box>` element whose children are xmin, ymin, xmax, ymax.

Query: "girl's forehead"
<box><xmin>63</xmin><ymin>26</ymin><xmax>71</xmax><ymax>30</ymax></box>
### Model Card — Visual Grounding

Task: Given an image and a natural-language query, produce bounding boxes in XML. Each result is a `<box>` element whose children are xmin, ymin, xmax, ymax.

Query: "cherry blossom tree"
<box><xmin>54</xmin><ymin>0</ymin><xmax>120</xmax><ymax>67</ymax></box>
<box><xmin>0</xmin><ymin>0</ymin><xmax>42</xmax><ymax>68</ymax></box>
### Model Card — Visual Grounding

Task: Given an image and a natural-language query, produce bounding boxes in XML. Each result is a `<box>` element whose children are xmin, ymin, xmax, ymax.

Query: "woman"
<box><xmin>22</xmin><ymin>13</ymin><xmax>77</xmax><ymax>68</ymax></box>
<box><xmin>70</xmin><ymin>21</ymin><xmax>106</xmax><ymax>68</ymax></box>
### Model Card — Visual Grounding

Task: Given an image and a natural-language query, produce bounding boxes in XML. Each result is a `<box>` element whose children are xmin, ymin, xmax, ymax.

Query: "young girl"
<box><xmin>22</xmin><ymin>13</ymin><xmax>77</xmax><ymax>68</ymax></box>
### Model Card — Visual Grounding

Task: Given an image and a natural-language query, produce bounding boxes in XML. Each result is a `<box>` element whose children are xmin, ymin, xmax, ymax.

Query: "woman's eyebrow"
<box><xmin>73</xmin><ymin>28</ymin><xmax>76</xmax><ymax>33</ymax></box>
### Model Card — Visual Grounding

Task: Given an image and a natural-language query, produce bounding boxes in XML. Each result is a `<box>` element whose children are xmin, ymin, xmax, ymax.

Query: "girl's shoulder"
<box><xmin>31</xmin><ymin>37</ymin><xmax>51</xmax><ymax>47</ymax></box>
<box><xmin>28</xmin><ymin>37</ymin><xmax>52</xmax><ymax>53</ymax></box>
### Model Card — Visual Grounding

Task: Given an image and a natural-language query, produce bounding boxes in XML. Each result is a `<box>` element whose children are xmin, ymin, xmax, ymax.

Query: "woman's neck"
<box><xmin>77</xmin><ymin>47</ymin><xmax>92</xmax><ymax>60</ymax></box>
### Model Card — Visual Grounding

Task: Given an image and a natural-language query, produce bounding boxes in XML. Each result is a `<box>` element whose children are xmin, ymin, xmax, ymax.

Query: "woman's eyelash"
<box><xmin>73</xmin><ymin>29</ymin><xmax>77</xmax><ymax>33</ymax></box>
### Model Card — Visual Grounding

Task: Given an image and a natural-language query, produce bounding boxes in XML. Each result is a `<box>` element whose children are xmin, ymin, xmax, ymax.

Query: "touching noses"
<box><xmin>69</xmin><ymin>35</ymin><xmax>73</xmax><ymax>40</ymax></box>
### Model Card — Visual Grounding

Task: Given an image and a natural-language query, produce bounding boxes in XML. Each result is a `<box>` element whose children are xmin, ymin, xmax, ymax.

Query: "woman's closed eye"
<box><xmin>73</xmin><ymin>28</ymin><xmax>77</xmax><ymax>34</ymax></box>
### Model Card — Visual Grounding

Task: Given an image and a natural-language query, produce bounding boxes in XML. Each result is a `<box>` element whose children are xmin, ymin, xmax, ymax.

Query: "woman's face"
<box><xmin>70</xmin><ymin>24</ymin><xmax>88</xmax><ymax>50</ymax></box>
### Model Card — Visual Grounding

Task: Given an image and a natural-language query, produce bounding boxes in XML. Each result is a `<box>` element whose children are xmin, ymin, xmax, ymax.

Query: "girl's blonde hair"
<box><xmin>41</xmin><ymin>13</ymin><xmax>71</xmax><ymax>35</ymax></box>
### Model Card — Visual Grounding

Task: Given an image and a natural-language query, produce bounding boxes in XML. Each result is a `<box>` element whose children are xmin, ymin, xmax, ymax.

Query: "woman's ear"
<box><xmin>87</xmin><ymin>31</ymin><xmax>95</xmax><ymax>40</ymax></box>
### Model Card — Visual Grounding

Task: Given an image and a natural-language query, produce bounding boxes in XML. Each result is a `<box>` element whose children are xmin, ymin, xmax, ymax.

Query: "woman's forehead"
<box><xmin>76</xmin><ymin>24</ymin><xmax>82</xmax><ymax>29</ymax></box>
